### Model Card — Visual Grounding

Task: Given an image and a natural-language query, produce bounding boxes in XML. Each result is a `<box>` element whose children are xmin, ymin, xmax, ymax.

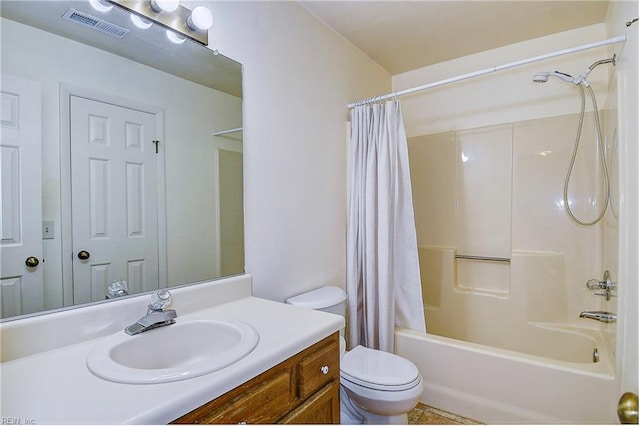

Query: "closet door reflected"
<box><xmin>0</xmin><ymin>75</ymin><xmax>43</xmax><ymax>318</ymax></box>
<box><xmin>70</xmin><ymin>96</ymin><xmax>165</xmax><ymax>304</ymax></box>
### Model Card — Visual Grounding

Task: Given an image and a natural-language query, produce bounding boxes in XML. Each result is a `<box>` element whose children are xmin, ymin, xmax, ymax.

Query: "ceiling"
<box><xmin>300</xmin><ymin>1</ymin><xmax>610</xmax><ymax>75</ymax></box>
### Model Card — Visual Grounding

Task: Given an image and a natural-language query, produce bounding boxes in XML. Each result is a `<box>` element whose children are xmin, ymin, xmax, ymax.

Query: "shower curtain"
<box><xmin>346</xmin><ymin>100</ymin><xmax>426</xmax><ymax>353</ymax></box>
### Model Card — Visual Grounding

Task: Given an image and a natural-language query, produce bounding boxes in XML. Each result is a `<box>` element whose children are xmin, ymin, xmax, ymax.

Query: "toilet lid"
<box><xmin>340</xmin><ymin>345</ymin><xmax>421</xmax><ymax>391</ymax></box>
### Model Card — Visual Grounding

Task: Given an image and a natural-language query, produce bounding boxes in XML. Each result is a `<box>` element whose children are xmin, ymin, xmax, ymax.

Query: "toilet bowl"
<box><xmin>285</xmin><ymin>286</ymin><xmax>424</xmax><ymax>424</ymax></box>
<box><xmin>340</xmin><ymin>344</ymin><xmax>423</xmax><ymax>424</ymax></box>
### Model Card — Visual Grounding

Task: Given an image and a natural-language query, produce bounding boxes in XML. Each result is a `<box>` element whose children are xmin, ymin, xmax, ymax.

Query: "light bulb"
<box><xmin>89</xmin><ymin>0</ymin><xmax>113</xmax><ymax>12</ymax></box>
<box><xmin>166</xmin><ymin>30</ymin><xmax>186</xmax><ymax>44</ymax></box>
<box><xmin>187</xmin><ymin>6</ymin><xmax>213</xmax><ymax>31</ymax></box>
<box><xmin>130</xmin><ymin>14</ymin><xmax>152</xmax><ymax>29</ymax></box>
<box><xmin>150</xmin><ymin>0</ymin><xmax>180</xmax><ymax>13</ymax></box>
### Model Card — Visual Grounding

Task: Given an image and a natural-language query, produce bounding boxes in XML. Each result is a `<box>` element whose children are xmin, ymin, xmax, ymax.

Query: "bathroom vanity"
<box><xmin>0</xmin><ymin>276</ymin><xmax>344</xmax><ymax>424</ymax></box>
<box><xmin>173</xmin><ymin>333</ymin><xmax>340</xmax><ymax>424</ymax></box>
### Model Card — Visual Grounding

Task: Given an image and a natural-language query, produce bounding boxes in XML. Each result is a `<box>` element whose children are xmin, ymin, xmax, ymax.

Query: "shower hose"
<box><xmin>563</xmin><ymin>83</ymin><xmax>611</xmax><ymax>226</ymax></box>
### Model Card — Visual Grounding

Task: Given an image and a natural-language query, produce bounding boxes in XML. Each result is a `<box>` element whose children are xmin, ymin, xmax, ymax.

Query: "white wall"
<box><xmin>187</xmin><ymin>1</ymin><xmax>390</xmax><ymax>301</ymax></box>
<box><xmin>606</xmin><ymin>0</ymin><xmax>639</xmax><ymax>400</ymax></box>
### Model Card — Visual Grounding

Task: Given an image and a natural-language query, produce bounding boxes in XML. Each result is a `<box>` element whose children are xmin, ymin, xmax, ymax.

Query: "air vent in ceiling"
<box><xmin>62</xmin><ymin>8</ymin><xmax>130</xmax><ymax>38</ymax></box>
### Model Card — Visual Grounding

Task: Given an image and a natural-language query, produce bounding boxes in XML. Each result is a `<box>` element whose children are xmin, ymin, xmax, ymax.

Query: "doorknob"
<box><xmin>77</xmin><ymin>250</ymin><xmax>91</xmax><ymax>260</ymax></box>
<box><xmin>618</xmin><ymin>392</ymin><xmax>638</xmax><ymax>424</ymax></box>
<box><xmin>25</xmin><ymin>256</ymin><xmax>40</xmax><ymax>268</ymax></box>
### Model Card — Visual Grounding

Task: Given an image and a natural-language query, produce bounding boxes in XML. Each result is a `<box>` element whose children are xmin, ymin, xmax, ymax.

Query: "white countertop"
<box><xmin>0</xmin><ymin>296</ymin><xmax>343</xmax><ymax>424</ymax></box>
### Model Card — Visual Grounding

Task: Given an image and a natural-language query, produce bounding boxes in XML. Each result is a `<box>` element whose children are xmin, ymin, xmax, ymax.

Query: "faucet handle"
<box><xmin>149</xmin><ymin>290</ymin><xmax>172</xmax><ymax>310</ymax></box>
<box><xmin>586</xmin><ymin>279</ymin><xmax>602</xmax><ymax>290</ymax></box>
<box><xmin>602</xmin><ymin>270</ymin><xmax>616</xmax><ymax>290</ymax></box>
<box><xmin>586</xmin><ymin>270</ymin><xmax>616</xmax><ymax>293</ymax></box>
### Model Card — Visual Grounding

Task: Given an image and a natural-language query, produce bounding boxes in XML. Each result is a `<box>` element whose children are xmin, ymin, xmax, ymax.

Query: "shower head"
<box><xmin>532</xmin><ymin>72</ymin><xmax>550</xmax><ymax>83</ymax></box>
<box><xmin>533</xmin><ymin>56</ymin><xmax>616</xmax><ymax>87</ymax></box>
<box><xmin>532</xmin><ymin>71</ymin><xmax>576</xmax><ymax>84</ymax></box>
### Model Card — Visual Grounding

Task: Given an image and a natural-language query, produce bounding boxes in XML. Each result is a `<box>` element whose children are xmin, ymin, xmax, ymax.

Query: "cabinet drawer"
<box><xmin>297</xmin><ymin>339</ymin><xmax>339</xmax><ymax>399</ymax></box>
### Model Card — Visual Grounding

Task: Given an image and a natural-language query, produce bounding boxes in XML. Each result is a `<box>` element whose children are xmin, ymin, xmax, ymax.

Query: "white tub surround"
<box><xmin>0</xmin><ymin>275</ymin><xmax>344</xmax><ymax>424</ymax></box>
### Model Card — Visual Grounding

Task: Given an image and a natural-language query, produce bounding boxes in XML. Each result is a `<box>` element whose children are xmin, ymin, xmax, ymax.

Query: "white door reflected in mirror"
<box><xmin>0</xmin><ymin>74</ymin><xmax>44</xmax><ymax>317</ymax></box>
<box><xmin>70</xmin><ymin>95</ymin><xmax>164</xmax><ymax>304</ymax></box>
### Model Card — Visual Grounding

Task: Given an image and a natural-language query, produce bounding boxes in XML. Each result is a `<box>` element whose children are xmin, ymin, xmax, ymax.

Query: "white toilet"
<box><xmin>286</xmin><ymin>286</ymin><xmax>424</xmax><ymax>424</ymax></box>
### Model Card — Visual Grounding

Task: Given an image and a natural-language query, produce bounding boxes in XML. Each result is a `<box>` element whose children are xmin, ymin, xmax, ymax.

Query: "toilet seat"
<box><xmin>340</xmin><ymin>345</ymin><xmax>421</xmax><ymax>391</ymax></box>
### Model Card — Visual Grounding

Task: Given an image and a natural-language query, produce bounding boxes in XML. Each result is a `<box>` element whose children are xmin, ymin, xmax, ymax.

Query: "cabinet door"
<box><xmin>280</xmin><ymin>381</ymin><xmax>340</xmax><ymax>424</ymax></box>
<box><xmin>174</xmin><ymin>370</ymin><xmax>293</xmax><ymax>424</ymax></box>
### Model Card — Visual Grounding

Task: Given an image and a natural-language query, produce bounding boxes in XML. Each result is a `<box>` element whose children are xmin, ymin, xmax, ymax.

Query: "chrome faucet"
<box><xmin>125</xmin><ymin>290</ymin><xmax>177</xmax><ymax>335</ymax></box>
<box><xmin>585</xmin><ymin>270</ymin><xmax>616</xmax><ymax>301</ymax></box>
<box><xmin>579</xmin><ymin>310</ymin><xmax>617</xmax><ymax>323</ymax></box>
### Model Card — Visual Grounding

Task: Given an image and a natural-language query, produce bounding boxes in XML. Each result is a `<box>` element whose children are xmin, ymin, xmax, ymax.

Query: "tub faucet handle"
<box><xmin>586</xmin><ymin>279</ymin><xmax>602</xmax><ymax>290</ymax></box>
<box><xmin>586</xmin><ymin>270</ymin><xmax>616</xmax><ymax>301</ymax></box>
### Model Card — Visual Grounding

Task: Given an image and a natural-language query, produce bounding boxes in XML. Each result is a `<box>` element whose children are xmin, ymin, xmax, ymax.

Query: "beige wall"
<box><xmin>409</xmin><ymin>112</ymin><xmax>607</xmax><ymax>343</ymax></box>
<box><xmin>188</xmin><ymin>1</ymin><xmax>391</xmax><ymax>301</ymax></box>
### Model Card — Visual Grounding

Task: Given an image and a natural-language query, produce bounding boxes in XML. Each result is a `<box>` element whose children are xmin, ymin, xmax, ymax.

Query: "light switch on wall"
<box><xmin>42</xmin><ymin>220</ymin><xmax>54</xmax><ymax>239</ymax></box>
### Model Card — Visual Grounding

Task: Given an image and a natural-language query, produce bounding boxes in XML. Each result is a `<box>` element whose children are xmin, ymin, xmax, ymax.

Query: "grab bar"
<box><xmin>455</xmin><ymin>254</ymin><xmax>511</xmax><ymax>263</ymax></box>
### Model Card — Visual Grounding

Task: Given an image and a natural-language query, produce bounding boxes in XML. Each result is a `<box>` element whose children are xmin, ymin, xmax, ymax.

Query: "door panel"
<box><xmin>70</xmin><ymin>96</ymin><xmax>159</xmax><ymax>303</ymax></box>
<box><xmin>213</xmin><ymin>136</ymin><xmax>243</xmax><ymax>277</ymax></box>
<box><xmin>218</xmin><ymin>149</ymin><xmax>243</xmax><ymax>276</ymax></box>
<box><xmin>0</xmin><ymin>74</ymin><xmax>43</xmax><ymax>318</ymax></box>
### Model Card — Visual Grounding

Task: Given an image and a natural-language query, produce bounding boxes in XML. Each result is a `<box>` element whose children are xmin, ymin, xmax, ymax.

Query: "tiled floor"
<box><xmin>408</xmin><ymin>403</ymin><xmax>482</xmax><ymax>425</ymax></box>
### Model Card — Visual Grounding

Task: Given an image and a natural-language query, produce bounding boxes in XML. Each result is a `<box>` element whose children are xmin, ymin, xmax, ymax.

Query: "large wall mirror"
<box><xmin>0</xmin><ymin>1</ymin><xmax>244</xmax><ymax>320</ymax></box>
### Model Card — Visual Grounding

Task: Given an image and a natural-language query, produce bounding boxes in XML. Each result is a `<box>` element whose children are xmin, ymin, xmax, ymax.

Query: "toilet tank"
<box><xmin>285</xmin><ymin>286</ymin><xmax>346</xmax><ymax>318</ymax></box>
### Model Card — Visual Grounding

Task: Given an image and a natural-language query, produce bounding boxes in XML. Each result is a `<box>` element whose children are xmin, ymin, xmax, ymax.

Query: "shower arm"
<box><xmin>588</xmin><ymin>55</ymin><xmax>617</xmax><ymax>71</ymax></box>
<box><xmin>576</xmin><ymin>54</ymin><xmax>617</xmax><ymax>85</ymax></box>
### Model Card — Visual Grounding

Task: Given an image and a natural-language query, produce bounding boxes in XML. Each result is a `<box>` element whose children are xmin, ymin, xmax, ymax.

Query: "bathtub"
<box><xmin>395</xmin><ymin>324</ymin><xmax>617</xmax><ymax>424</ymax></box>
<box><xmin>397</xmin><ymin>247</ymin><xmax>618</xmax><ymax>423</ymax></box>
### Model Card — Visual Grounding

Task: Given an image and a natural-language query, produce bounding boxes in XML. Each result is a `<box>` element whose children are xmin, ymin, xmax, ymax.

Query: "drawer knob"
<box><xmin>320</xmin><ymin>365</ymin><xmax>329</xmax><ymax>375</ymax></box>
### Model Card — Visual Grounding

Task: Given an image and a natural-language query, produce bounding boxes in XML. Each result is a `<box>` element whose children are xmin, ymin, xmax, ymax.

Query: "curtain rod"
<box><xmin>347</xmin><ymin>35</ymin><xmax>627</xmax><ymax>109</ymax></box>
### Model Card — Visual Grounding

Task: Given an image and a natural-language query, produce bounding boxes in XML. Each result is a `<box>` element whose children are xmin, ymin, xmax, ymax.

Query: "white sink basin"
<box><xmin>86</xmin><ymin>320</ymin><xmax>259</xmax><ymax>384</ymax></box>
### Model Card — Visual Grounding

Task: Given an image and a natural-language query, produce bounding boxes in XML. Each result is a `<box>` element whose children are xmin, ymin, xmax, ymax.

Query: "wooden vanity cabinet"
<box><xmin>172</xmin><ymin>332</ymin><xmax>340</xmax><ymax>424</ymax></box>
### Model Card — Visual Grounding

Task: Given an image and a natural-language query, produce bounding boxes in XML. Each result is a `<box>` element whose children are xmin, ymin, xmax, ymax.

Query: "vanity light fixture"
<box><xmin>89</xmin><ymin>0</ymin><xmax>114</xmax><ymax>12</ymax></box>
<box><xmin>149</xmin><ymin>0</ymin><xmax>179</xmax><ymax>13</ymax></box>
<box><xmin>186</xmin><ymin>6</ymin><xmax>213</xmax><ymax>31</ymax></box>
<box><xmin>130</xmin><ymin>14</ymin><xmax>152</xmax><ymax>29</ymax></box>
<box><xmin>166</xmin><ymin>29</ymin><xmax>186</xmax><ymax>44</ymax></box>
<box><xmin>109</xmin><ymin>0</ymin><xmax>212</xmax><ymax>45</ymax></box>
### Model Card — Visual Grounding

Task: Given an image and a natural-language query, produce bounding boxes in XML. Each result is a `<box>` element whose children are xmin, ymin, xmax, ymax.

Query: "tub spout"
<box><xmin>579</xmin><ymin>310</ymin><xmax>617</xmax><ymax>323</ymax></box>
